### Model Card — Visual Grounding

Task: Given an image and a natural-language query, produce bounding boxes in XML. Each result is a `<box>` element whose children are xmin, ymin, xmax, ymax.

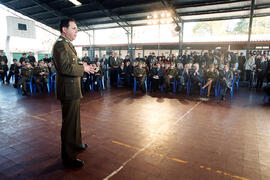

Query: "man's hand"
<box><xmin>83</xmin><ymin>63</ymin><xmax>94</xmax><ymax>74</ymax></box>
<box><xmin>168</xmin><ymin>75</ymin><xmax>172</xmax><ymax>78</ymax></box>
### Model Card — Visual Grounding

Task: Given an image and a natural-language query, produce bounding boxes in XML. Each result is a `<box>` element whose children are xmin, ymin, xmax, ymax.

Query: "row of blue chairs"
<box><xmin>17</xmin><ymin>73</ymin><xmax>56</xmax><ymax>95</ymax></box>
<box><xmin>131</xmin><ymin>75</ymin><xmax>240</xmax><ymax>99</ymax></box>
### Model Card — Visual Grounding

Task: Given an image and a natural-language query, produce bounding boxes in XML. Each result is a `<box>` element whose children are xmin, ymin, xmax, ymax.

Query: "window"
<box><xmin>18</xmin><ymin>23</ymin><xmax>27</xmax><ymax>31</ymax></box>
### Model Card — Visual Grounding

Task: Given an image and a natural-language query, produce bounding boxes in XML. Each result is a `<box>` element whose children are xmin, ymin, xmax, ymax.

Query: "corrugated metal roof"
<box><xmin>0</xmin><ymin>0</ymin><xmax>270</xmax><ymax>31</ymax></box>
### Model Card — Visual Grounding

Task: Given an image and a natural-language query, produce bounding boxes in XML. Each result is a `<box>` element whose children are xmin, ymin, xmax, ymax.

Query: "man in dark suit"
<box><xmin>219</xmin><ymin>64</ymin><xmax>233</xmax><ymax>101</ymax></box>
<box><xmin>190</xmin><ymin>63</ymin><xmax>203</xmax><ymax>95</ymax></box>
<box><xmin>149</xmin><ymin>62</ymin><xmax>163</xmax><ymax>92</ymax></box>
<box><xmin>256</xmin><ymin>56</ymin><xmax>268</xmax><ymax>91</ymax></box>
<box><xmin>238</xmin><ymin>52</ymin><xmax>246</xmax><ymax>81</ymax></box>
<box><xmin>6</xmin><ymin>59</ymin><xmax>18</xmax><ymax>84</ymax></box>
<box><xmin>109</xmin><ymin>52</ymin><xmax>120</xmax><ymax>86</ymax></box>
<box><xmin>52</xmin><ymin>18</ymin><xmax>93</xmax><ymax>168</ymax></box>
<box><xmin>27</xmin><ymin>52</ymin><xmax>36</xmax><ymax>65</ymax></box>
<box><xmin>20</xmin><ymin>53</ymin><xmax>27</xmax><ymax>64</ymax></box>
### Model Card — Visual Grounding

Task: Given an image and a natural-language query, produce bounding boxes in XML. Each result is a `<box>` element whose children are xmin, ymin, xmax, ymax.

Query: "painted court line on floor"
<box><xmin>103</xmin><ymin>101</ymin><xmax>202</xmax><ymax>180</ymax></box>
<box><xmin>111</xmin><ymin>140</ymin><xmax>249</xmax><ymax>180</ymax></box>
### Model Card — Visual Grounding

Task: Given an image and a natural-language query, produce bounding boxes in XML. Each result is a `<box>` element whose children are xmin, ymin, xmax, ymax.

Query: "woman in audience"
<box><xmin>202</xmin><ymin>64</ymin><xmax>219</xmax><ymax>97</ymax></box>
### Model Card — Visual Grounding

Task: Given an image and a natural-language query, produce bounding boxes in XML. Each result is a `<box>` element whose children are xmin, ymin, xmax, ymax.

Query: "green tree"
<box><xmin>192</xmin><ymin>22</ymin><xmax>213</xmax><ymax>35</ymax></box>
<box><xmin>233</xmin><ymin>19</ymin><xmax>249</xmax><ymax>34</ymax></box>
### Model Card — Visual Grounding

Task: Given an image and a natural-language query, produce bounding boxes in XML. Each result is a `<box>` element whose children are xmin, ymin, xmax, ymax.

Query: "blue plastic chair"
<box><xmin>204</xmin><ymin>80</ymin><xmax>219</xmax><ymax>97</ymax></box>
<box><xmin>264</xmin><ymin>93</ymin><xmax>270</xmax><ymax>102</ymax></box>
<box><xmin>50</xmin><ymin>73</ymin><xmax>56</xmax><ymax>93</ymax></box>
<box><xmin>219</xmin><ymin>79</ymin><xmax>234</xmax><ymax>99</ymax></box>
<box><xmin>117</xmin><ymin>74</ymin><xmax>125</xmax><ymax>87</ymax></box>
<box><xmin>186</xmin><ymin>78</ymin><xmax>191</xmax><ymax>95</ymax></box>
<box><xmin>133</xmin><ymin>77</ymin><xmax>147</xmax><ymax>92</ymax></box>
<box><xmin>91</xmin><ymin>76</ymin><xmax>104</xmax><ymax>90</ymax></box>
<box><xmin>33</xmin><ymin>76</ymin><xmax>50</xmax><ymax>94</ymax></box>
<box><xmin>169</xmin><ymin>78</ymin><xmax>177</xmax><ymax>93</ymax></box>
<box><xmin>234</xmin><ymin>75</ymin><xmax>240</xmax><ymax>92</ymax></box>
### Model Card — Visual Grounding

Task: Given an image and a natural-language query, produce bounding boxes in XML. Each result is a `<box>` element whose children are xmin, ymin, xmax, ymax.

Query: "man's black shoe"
<box><xmin>63</xmin><ymin>159</ymin><xmax>84</xmax><ymax>168</ymax></box>
<box><xmin>22</xmin><ymin>91</ymin><xmax>27</xmax><ymax>96</ymax></box>
<box><xmin>76</xmin><ymin>144</ymin><xmax>88</xmax><ymax>153</ymax></box>
<box><xmin>221</xmin><ymin>95</ymin><xmax>225</xmax><ymax>101</ymax></box>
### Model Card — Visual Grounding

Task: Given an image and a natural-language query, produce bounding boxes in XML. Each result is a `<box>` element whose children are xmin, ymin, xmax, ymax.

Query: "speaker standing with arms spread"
<box><xmin>52</xmin><ymin>19</ymin><xmax>93</xmax><ymax>168</ymax></box>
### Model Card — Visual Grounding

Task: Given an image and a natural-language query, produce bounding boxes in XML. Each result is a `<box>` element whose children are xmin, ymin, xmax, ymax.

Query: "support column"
<box><xmin>178</xmin><ymin>22</ymin><xmax>184</xmax><ymax>57</ymax></box>
<box><xmin>88</xmin><ymin>30</ymin><xmax>95</xmax><ymax>61</ymax></box>
<box><xmin>127</xmin><ymin>27</ymin><xmax>133</xmax><ymax>57</ymax></box>
<box><xmin>5</xmin><ymin>36</ymin><xmax>11</xmax><ymax>67</ymax></box>
<box><xmin>158</xmin><ymin>23</ymin><xmax>160</xmax><ymax>56</ymax></box>
<box><xmin>247</xmin><ymin>0</ymin><xmax>255</xmax><ymax>54</ymax></box>
<box><xmin>93</xmin><ymin>30</ymin><xmax>95</xmax><ymax>59</ymax></box>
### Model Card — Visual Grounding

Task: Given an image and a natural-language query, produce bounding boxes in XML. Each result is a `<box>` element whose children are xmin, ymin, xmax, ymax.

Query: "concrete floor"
<box><xmin>0</xmin><ymin>84</ymin><xmax>269</xmax><ymax>180</ymax></box>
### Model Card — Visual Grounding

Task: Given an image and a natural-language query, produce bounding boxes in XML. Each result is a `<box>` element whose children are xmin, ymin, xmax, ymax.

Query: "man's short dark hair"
<box><xmin>59</xmin><ymin>18</ymin><xmax>75</xmax><ymax>33</ymax></box>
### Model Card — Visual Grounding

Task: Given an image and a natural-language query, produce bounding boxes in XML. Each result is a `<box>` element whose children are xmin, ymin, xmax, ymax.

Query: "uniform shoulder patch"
<box><xmin>57</xmin><ymin>38</ymin><xmax>63</xmax><ymax>41</ymax></box>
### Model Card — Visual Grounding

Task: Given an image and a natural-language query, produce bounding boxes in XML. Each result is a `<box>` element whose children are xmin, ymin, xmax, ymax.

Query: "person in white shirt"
<box><xmin>244</xmin><ymin>52</ymin><xmax>256</xmax><ymax>87</ymax></box>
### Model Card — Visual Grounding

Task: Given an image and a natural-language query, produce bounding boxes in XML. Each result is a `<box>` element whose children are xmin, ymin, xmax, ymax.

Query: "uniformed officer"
<box><xmin>17</xmin><ymin>62</ymin><xmax>33</xmax><ymax>96</ymax></box>
<box><xmin>134</xmin><ymin>62</ymin><xmax>146</xmax><ymax>92</ymax></box>
<box><xmin>52</xmin><ymin>18</ymin><xmax>93</xmax><ymax>168</ymax></box>
<box><xmin>43</xmin><ymin>54</ymin><xmax>51</xmax><ymax>63</ymax></box>
<box><xmin>33</xmin><ymin>60</ymin><xmax>49</xmax><ymax>93</ymax></box>
<box><xmin>164</xmin><ymin>63</ymin><xmax>178</xmax><ymax>93</ymax></box>
<box><xmin>0</xmin><ymin>60</ymin><xmax>8</xmax><ymax>84</ymax></box>
<box><xmin>28</xmin><ymin>52</ymin><xmax>36</xmax><ymax>65</ymax></box>
<box><xmin>6</xmin><ymin>59</ymin><xmax>18</xmax><ymax>84</ymax></box>
<box><xmin>0</xmin><ymin>51</ymin><xmax>8</xmax><ymax>64</ymax></box>
<box><xmin>19</xmin><ymin>53</ymin><xmax>27</xmax><ymax>64</ymax></box>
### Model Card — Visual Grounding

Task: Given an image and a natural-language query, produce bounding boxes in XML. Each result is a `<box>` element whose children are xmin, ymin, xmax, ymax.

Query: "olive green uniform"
<box><xmin>164</xmin><ymin>68</ymin><xmax>178</xmax><ymax>91</ymax></box>
<box><xmin>33</xmin><ymin>66</ymin><xmax>49</xmax><ymax>92</ymax></box>
<box><xmin>52</xmin><ymin>35</ymin><xmax>84</xmax><ymax>161</ymax></box>
<box><xmin>17</xmin><ymin>67</ymin><xmax>33</xmax><ymax>93</ymax></box>
<box><xmin>134</xmin><ymin>67</ymin><xmax>146</xmax><ymax>90</ymax></box>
